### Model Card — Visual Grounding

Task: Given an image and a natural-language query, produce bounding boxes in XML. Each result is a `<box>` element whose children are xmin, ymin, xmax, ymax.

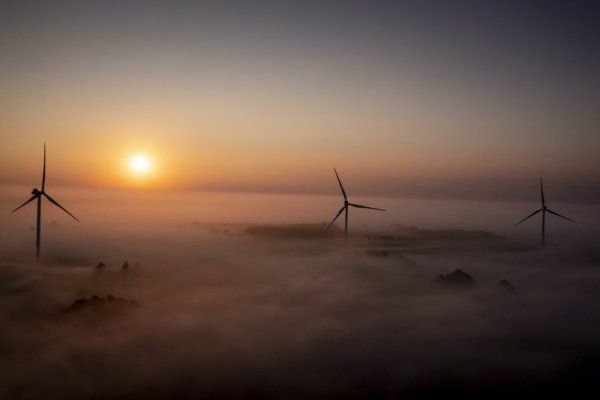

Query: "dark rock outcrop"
<box><xmin>436</xmin><ymin>269</ymin><xmax>476</xmax><ymax>287</ymax></box>
<box><xmin>495</xmin><ymin>279</ymin><xmax>518</xmax><ymax>294</ymax></box>
<box><xmin>61</xmin><ymin>295</ymin><xmax>139</xmax><ymax>320</ymax></box>
<box><xmin>122</xmin><ymin>261</ymin><xmax>141</xmax><ymax>275</ymax></box>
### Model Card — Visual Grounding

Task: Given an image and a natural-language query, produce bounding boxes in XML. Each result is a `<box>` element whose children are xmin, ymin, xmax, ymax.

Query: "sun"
<box><xmin>122</xmin><ymin>153</ymin><xmax>160</xmax><ymax>186</ymax></box>
<box><xmin>129</xmin><ymin>155</ymin><xmax>151</xmax><ymax>173</ymax></box>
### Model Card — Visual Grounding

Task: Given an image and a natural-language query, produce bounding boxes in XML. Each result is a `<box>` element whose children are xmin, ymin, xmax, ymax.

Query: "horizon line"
<box><xmin>0</xmin><ymin>182</ymin><xmax>598</xmax><ymax>206</ymax></box>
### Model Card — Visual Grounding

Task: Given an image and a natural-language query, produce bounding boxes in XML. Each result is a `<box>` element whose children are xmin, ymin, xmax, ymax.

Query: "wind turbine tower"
<box><xmin>12</xmin><ymin>144</ymin><xmax>79</xmax><ymax>260</ymax></box>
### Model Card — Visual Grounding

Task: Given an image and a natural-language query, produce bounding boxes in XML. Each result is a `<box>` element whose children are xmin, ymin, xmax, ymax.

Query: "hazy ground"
<box><xmin>1</xmin><ymin>187</ymin><xmax>600</xmax><ymax>399</ymax></box>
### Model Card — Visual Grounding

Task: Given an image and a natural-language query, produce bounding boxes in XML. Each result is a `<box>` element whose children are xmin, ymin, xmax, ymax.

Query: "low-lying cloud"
<box><xmin>1</xmin><ymin>220</ymin><xmax>600</xmax><ymax>399</ymax></box>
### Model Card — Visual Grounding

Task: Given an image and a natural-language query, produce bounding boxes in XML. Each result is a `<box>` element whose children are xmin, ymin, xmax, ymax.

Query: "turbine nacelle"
<box><xmin>32</xmin><ymin>188</ymin><xmax>41</xmax><ymax>195</ymax></box>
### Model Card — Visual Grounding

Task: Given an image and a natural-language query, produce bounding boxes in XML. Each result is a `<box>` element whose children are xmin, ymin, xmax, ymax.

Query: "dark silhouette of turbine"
<box><xmin>516</xmin><ymin>177</ymin><xmax>573</xmax><ymax>246</ymax></box>
<box><xmin>326</xmin><ymin>168</ymin><xmax>385</xmax><ymax>245</ymax></box>
<box><xmin>12</xmin><ymin>143</ymin><xmax>79</xmax><ymax>260</ymax></box>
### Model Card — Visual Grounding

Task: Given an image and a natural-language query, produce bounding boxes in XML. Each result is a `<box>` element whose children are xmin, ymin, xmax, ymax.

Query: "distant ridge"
<box><xmin>393</xmin><ymin>225</ymin><xmax>503</xmax><ymax>240</ymax></box>
<box><xmin>246</xmin><ymin>223</ymin><xmax>341</xmax><ymax>239</ymax></box>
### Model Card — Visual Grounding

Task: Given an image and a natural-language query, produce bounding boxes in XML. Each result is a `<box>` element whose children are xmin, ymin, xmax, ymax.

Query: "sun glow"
<box><xmin>120</xmin><ymin>150</ymin><xmax>166</xmax><ymax>188</ymax></box>
<box><xmin>130</xmin><ymin>155</ymin><xmax>151</xmax><ymax>173</ymax></box>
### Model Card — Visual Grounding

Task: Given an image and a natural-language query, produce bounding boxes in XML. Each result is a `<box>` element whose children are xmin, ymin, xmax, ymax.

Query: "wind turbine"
<box><xmin>12</xmin><ymin>144</ymin><xmax>79</xmax><ymax>260</ymax></box>
<box><xmin>515</xmin><ymin>177</ymin><xmax>573</xmax><ymax>246</ymax></box>
<box><xmin>326</xmin><ymin>168</ymin><xmax>385</xmax><ymax>244</ymax></box>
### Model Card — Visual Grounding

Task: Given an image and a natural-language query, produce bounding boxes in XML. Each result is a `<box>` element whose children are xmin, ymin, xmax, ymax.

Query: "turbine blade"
<box><xmin>12</xmin><ymin>194</ymin><xmax>39</xmax><ymax>213</ymax></box>
<box><xmin>326</xmin><ymin>206</ymin><xmax>346</xmax><ymax>231</ymax></box>
<box><xmin>333</xmin><ymin>168</ymin><xmax>347</xmax><ymax>201</ymax></box>
<box><xmin>547</xmin><ymin>209</ymin><xmax>574</xmax><ymax>222</ymax></box>
<box><xmin>515</xmin><ymin>208</ymin><xmax>542</xmax><ymax>226</ymax></box>
<box><xmin>43</xmin><ymin>193</ymin><xmax>79</xmax><ymax>222</ymax></box>
<box><xmin>42</xmin><ymin>143</ymin><xmax>47</xmax><ymax>191</ymax></box>
<box><xmin>540</xmin><ymin>177</ymin><xmax>545</xmax><ymax>206</ymax></box>
<box><xmin>348</xmin><ymin>203</ymin><xmax>386</xmax><ymax>211</ymax></box>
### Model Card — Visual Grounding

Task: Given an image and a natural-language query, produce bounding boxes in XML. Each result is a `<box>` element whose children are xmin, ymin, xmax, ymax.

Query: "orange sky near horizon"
<box><xmin>0</xmin><ymin>2</ymin><xmax>598</xmax><ymax>203</ymax></box>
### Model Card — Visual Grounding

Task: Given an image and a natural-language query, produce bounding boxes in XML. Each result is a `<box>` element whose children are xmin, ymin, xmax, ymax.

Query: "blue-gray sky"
<box><xmin>1</xmin><ymin>0</ymin><xmax>599</xmax><ymax>202</ymax></box>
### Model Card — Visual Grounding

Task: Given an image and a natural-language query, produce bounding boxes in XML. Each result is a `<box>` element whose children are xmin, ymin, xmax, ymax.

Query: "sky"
<box><xmin>1</xmin><ymin>0</ymin><xmax>599</xmax><ymax>202</ymax></box>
